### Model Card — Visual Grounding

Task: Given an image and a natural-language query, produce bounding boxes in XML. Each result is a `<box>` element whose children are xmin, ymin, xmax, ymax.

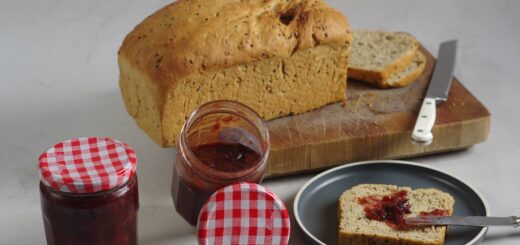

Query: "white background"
<box><xmin>1</xmin><ymin>0</ymin><xmax>519</xmax><ymax>244</ymax></box>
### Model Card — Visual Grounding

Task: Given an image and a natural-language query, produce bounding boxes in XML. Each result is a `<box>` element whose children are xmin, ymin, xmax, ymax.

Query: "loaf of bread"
<box><xmin>118</xmin><ymin>0</ymin><xmax>352</xmax><ymax>146</ymax></box>
<box><xmin>338</xmin><ymin>184</ymin><xmax>455</xmax><ymax>245</ymax></box>
<box><xmin>348</xmin><ymin>30</ymin><xmax>420</xmax><ymax>88</ymax></box>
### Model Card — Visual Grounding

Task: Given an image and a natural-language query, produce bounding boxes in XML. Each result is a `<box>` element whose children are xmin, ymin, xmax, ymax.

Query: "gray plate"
<box><xmin>294</xmin><ymin>160</ymin><xmax>489</xmax><ymax>245</ymax></box>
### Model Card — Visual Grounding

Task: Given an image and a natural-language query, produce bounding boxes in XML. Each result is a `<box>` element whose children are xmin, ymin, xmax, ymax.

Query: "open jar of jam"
<box><xmin>38</xmin><ymin>137</ymin><xmax>139</xmax><ymax>245</ymax></box>
<box><xmin>171</xmin><ymin>100</ymin><xmax>270</xmax><ymax>225</ymax></box>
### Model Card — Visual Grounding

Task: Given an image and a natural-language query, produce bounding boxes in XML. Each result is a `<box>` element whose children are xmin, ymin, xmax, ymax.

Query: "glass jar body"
<box><xmin>171</xmin><ymin>100</ymin><xmax>270</xmax><ymax>226</ymax></box>
<box><xmin>40</xmin><ymin>175</ymin><xmax>139</xmax><ymax>245</ymax></box>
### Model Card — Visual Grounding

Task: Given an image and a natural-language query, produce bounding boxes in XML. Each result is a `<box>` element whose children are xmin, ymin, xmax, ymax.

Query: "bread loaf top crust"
<box><xmin>119</xmin><ymin>0</ymin><xmax>351</xmax><ymax>91</ymax></box>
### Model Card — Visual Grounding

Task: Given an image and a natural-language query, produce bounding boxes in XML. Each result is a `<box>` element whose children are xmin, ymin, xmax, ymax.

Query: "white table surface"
<box><xmin>1</xmin><ymin>0</ymin><xmax>519</xmax><ymax>244</ymax></box>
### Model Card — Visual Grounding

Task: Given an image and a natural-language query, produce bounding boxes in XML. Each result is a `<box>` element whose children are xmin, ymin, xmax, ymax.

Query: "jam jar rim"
<box><xmin>178</xmin><ymin>100</ymin><xmax>270</xmax><ymax>182</ymax></box>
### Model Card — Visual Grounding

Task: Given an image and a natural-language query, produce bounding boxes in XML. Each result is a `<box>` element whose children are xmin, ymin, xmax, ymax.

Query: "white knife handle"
<box><xmin>412</xmin><ymin>98</ymin><xmax>436</xmax><ymax>145</ymax></box>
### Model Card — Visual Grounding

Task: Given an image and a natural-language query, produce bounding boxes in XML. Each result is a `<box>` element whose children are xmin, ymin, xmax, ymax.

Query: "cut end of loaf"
<box><xmin>338</xmin><ymin>184</ymin><xmax>455</xmax><ymax>245</ymax></box>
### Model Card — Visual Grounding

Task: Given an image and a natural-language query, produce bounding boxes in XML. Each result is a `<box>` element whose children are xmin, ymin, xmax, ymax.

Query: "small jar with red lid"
<box><xmin>171</xmin><ymin>100</ymin><xmax>270</xmax><ymax>225</ymax></box>
<box><xmin>38</xmin><ymin>137</ymin><xmax>139</xmax><ymax>245</ymax></box>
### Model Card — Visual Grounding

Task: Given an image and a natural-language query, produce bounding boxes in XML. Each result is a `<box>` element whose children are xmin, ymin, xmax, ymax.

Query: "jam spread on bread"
<box><xmin>358</xmin><ymin>190</ymin><xmax>412</xmax><ymax>230</ymax></box>
<box><xmin>358</xmin><ymin>190</ymin><xmax>449</xmax><ymax>230</ymax></box>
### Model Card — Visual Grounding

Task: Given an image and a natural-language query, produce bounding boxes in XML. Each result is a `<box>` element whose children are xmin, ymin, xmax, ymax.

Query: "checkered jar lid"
<box><xmin>38</xmin><ymin>137</ymin><xmax>137</xmax><ymax>193</ymax></box>
<box><xmin>197</xmin><ymin>183</ymin><xmax>290</xmax><ymax>245</ymax></box>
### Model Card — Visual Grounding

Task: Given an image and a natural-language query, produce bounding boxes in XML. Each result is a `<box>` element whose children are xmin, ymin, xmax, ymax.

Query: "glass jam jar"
<box><xmin>38</xmin><ymin>137</ymin><xmax>139</xmax><ymax>245</ymax></box>
<box><xmin>171</xmin><ymin>100</ymin><xmax>270</xmax><ymax>225</ymax></box>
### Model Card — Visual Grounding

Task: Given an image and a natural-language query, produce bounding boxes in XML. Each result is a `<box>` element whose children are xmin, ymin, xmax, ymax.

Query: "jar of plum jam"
<box><xmin>38</xmin><ymin>137</ymin><xmax>139</xmax><ymax>245</ymax></box>
<box><xmin>171</xmin><ymin>100</ymin><xmax>270</xmax><ymax>225</ymax></box>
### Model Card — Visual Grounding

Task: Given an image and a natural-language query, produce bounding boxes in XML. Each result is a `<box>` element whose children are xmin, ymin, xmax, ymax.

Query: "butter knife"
<box><xmin>406</xmin><ymin>215</ymin><xmax>520</xmax><ymax>227</ymax></box>
<box><xmin>411</xmin><ymin>40</ymin><xmax>458</xmax><ymax>145</ymax></box>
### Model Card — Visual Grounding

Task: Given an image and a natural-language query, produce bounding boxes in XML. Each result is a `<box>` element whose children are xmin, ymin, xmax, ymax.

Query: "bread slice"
<box><xmin>348</xmin><ymin>30</ymin><xmax>419</xmax><ymax>88</ymax></box>
<box><xmin>338</xmin><ymin>184</ymin><xmax>455</xmax><ymax>245</ymax></box>
<box><xmin>118</xmin><ymin>0</ymin><xmax>352</xmax><ymax>147</ymax></box>
<box><xmin>379</xmin><ymin>51</ymin><xmax>427</xmax><ymax>88</ymax></box>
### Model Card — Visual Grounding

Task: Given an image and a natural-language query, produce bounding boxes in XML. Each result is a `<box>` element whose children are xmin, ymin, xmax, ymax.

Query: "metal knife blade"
<box><xmin>405</xmin><ymin>216</ymin><xmax>520</xmax><ymax>227</ymax></box>
<box><xmin>411</xmin><ymin>40</ymin><xmax>458</xmax><ymax>145</ymax></box>
<box><xmin>425</xmin><ymin>40</ymin><xmax>458</xmax><ymax>102</ymax></box>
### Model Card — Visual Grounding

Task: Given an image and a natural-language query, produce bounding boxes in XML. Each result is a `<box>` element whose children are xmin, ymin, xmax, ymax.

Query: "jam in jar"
<box><xmin>172</xmin><ymin>100</ymin><xmax>270</xmax><ymax>225</ymax></box>
<box><xmin>38</xmin><ymin>137</ymin><xmax>139</xmax><ymax>245</ymax></box>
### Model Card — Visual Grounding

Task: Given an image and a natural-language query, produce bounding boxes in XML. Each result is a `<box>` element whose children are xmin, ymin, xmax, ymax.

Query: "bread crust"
<box><xmin>119</xmin><ymin>0</ymin><xmax>351</xmax><ymax>97</ymax></box>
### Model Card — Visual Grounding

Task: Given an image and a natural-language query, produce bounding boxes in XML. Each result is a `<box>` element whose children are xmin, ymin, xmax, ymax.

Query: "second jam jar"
<box><xmin>39</xmin><ymin>137</ymin><xmax>139</xmax><ymax>245</ymax></box>
<box><xmin>171</xmin><ymin>100</ymin><xmax>270</xmax><ymax>225</ymax></box>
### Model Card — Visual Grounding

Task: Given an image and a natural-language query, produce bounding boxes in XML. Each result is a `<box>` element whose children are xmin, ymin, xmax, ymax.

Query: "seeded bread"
<box><xmin>118</xmin><ymin>0</ymin><xmax>352</xmax><ymax>147</ymax></box>
<box><xmin>379</xmin><ymin>51</ymin><xmax>427</xmax><ymax>88</ymax></box>
<box><xmin>348</xmin><ymin>30</ymin><xmax>419</xmax><ymax>88</ymax></box>
<box><xmin>338</xmin><ymin>184</ymin><xmax>455</xmax><ymax>245</ymax></box>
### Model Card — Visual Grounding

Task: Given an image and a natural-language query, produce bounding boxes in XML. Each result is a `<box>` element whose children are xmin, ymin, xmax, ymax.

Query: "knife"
<box><xmin>411</xmin><ymin>40</ymin><xmax>458</xmax><ymax>145</ymax></box>
<box><xmin>405</xmin><ymin>215</ymin><xmax>520</xmax><ymax>227</ymax></box>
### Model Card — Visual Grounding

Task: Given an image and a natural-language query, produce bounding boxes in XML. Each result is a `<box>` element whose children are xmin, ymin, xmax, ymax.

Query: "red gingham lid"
<box><xmin>38</xmin><ymin>137</ymin><xmax>137</xmax><ymax>193</ymax></box>
<box><xmin>197</xmin><ymin>183</ymin><xmax>290</xmax><ymax>245</ymax></box>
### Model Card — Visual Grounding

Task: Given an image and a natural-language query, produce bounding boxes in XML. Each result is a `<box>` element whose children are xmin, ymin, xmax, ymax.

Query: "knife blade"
<box><xmin>411</xmin><ymin>40</ymin><xmax>458</xmax><ymax>145</ymax></box>
<box><xmin>425</xmin><ymin>40</ymin><xmax>458</xmax><ymax>102</ymax></box>
<box><xmin>405</xmin><ymin>216</ymin><xmax>520</xmax><ymax>227</ymax></box>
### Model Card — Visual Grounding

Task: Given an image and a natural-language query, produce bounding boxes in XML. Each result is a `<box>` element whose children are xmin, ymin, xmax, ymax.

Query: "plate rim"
<box><xmin>293</xmin><ymin>160</ymin><xmax>490</xmax><ymax>245</ymax></box>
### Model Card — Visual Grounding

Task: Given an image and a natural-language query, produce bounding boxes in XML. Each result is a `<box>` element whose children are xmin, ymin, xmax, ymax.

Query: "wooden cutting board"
<box><xmin>265</xmin><ymin>45</ymin><xmax>490</xmax><ymax>177</ymax></box>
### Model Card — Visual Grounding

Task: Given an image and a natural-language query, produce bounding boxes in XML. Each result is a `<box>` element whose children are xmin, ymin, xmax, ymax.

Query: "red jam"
<box><xmin>171</xmin><ymin>100</ymin><xmax>269</xmax><ymax>226</ymax></box>
<box><xmin>172</xmin><ymin>141</ymin><xmax>263</xmax><ymax>225</ymax></box>
<box><xmin>358</xmin><ymin>190</ymin><xmax>411</xmax><ymax>230</ymax></box>
<box><xmin>358</xmin><ymin>190</ymin><xmax>450</xmax><ymax>230</ymax></box>
<box><xmin>192</xmin><ymin>142</ymin><xmax>261</xmax><ymax>172</ymax></box>
<box><xmin>40</xmin><ymin>175</ymin><xmax>139</xmax><ymax>245</ymax></box>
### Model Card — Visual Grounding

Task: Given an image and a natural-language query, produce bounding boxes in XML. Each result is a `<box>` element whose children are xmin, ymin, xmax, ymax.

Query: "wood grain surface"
<box><xmin>265</xmin><ymin>45</ymin><xmax>491</xmax><ymax>177</ymax></box>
